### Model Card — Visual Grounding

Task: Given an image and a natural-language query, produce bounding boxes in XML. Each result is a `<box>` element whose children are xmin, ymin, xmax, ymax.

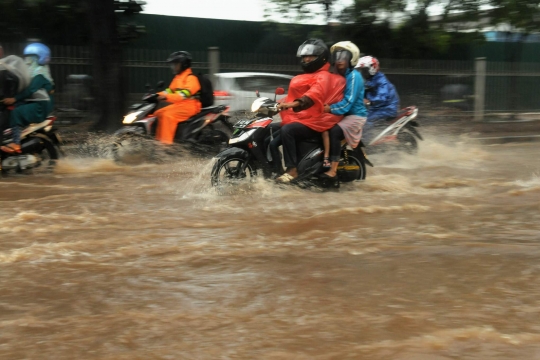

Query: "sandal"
<box><xmin>0</xmin><ymin>143</ymin><xmax>21</xmax><ymax>154</ymax></box>
<box><xmin>275</xmin><ymin>173</ymin><xmax>295</xmax><ymax>183</ymax></box>
<box><xmin>322</xmin><ymin>157</ymin><xmax>331</xmax><ymax>168</ymax></box>
<box><xmin>320</xmin><ymin>172</ymin><xmax>337</xmax><ymax>179</ymax></box>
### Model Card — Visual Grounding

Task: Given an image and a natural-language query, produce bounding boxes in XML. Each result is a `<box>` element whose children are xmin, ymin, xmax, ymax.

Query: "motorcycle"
<box><xmin>0</xmin><ymin>56</ymin><xmax>62</xmax><ymax>174</ymax></box>
<box><xmin>366</xmin><ymin>106</ymin><xmax>423</xmax><ymax>154</ymax></box>
<box><xmin>112</xmin><ymin>81</ymin><xmax>233</xmax><ymax>161</ymax></box>
<box><xmin>0</xmin><ymin>106</ymin><xmax>62</xmax><ymax>173</ymax></box>
<box><xmin>211</xmin><ymin>88</ymin><xmax>373</xmax><ymax>189</ymax></box>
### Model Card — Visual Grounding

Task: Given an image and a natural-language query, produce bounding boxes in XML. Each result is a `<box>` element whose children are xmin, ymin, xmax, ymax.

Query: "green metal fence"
<box><xmin>2</xmin><ymin>43</ymin><xmax>540</xmax><ymax>115</ymax></box>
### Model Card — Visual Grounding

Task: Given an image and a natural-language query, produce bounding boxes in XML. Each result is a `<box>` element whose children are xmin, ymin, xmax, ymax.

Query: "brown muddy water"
<box><xmin>1</xmin><ymin>136</ymin><xmax>540</xmax><ymax>359</ymax></box>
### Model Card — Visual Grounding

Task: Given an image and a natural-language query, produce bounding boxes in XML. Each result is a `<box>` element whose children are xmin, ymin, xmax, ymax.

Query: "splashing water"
<box><xmin>1</xmin><ymin>136</ymin><xmax>540</xmax><ymax>359</ymax></box>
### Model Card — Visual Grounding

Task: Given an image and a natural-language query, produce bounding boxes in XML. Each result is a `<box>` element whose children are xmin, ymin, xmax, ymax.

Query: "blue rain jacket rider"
<box><xmin>364</xmin><ymin>71</ymin><xmax>399</xmax><ymax>123</ymax></box>
<box><xmin>329</xmin><ymin>67</ymin><xmax>367</xmax><ymax>117</ymax></box>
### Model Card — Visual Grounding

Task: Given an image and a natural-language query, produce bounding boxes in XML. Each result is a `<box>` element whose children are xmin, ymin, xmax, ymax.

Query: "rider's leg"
<box><xmin>324</xmin><ymin>125</ymin><xmax>344</xmax><ymax>178</ymax></box>
<box><xmin>279</xmin><ymin>122</ymin><xmax>318</xmax><ymax>179</ymax></box>
<box><xmin>154</xmin><ymin>104</ymin><xmax>198</xmax><ymax>145</ymax></box>
<box><xmin>0</xmin><ymin>104</ymin><xmax>40</xmax><ymax>153</ymax></box>
<box><xmin>267</xmin><ymin>123</ymin><xmax>284</xmax><ymax>175</ymax></box>
<box><xmin>322</xmin><ymin>130</ymin><xmax>330</xmax><ymax>168</ymax></box>
<box><xmin>269</xmin><ymin>134</ymin><xmax>284</xmax><ymax>175</ymax></box>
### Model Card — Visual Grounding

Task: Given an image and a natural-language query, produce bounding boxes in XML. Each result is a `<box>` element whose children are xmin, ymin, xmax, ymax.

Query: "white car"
<box><xmin>213</xmin><ymin>72</ymin><xmax>293</xmax><ymax>115</ymax></box>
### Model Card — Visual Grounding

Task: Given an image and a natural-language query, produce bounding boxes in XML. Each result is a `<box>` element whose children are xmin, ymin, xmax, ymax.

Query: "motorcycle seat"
<box><xmin>201</xmin><ymin>104</ymin><xmax>227</xmax><ymax>113</ymax></box>
<box><xmin>3</xmin><ymin>117</ymin><xmax>55</xmax><ymax>136</ymax></box>
<box><xmin>394</xmin><ymin>106</ymin><xmax>417</xmax><ymax>120</ymax></box>
<box><xmin>184</xmin><ymin>105</ymin><xmax>228</xmax><ymax>123</ymax></box>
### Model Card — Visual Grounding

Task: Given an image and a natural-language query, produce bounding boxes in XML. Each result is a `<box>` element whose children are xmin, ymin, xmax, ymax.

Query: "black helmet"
<box><xmin>167</xmin><ymin>51</ymin><xmax>192</xmax><ymax>73</ymax></box>
<box><xmin>296</xmin><ymin>38</ymin><xmax>330</xmax><ymax>74</ymax></box>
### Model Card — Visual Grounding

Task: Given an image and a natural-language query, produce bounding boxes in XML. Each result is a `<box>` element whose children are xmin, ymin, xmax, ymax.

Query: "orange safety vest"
<box><xmin>155</xmin><ymin>68</ymin><xmax>202</xmax><ymax>144</ymax></box>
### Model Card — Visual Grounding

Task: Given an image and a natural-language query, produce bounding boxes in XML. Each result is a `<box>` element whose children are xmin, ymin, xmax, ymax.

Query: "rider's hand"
<box><xmin>2</xmin><ymin>98</ymin><xmax>15</xmax><ymax>105</ymax></box>
<box><xmin>323</xmin><ymin>104</ymin><xmax>331</xmax><ymax>113</ymax></box>
<box><xmin>278</xmin><ymin>101</ymin><xmax>299</xmax><ymax>111</ymax></box>
<box><xmin>157</xmin><ymin>94</ymin><xmax>167</xmax><ymax>101</ymax></box>
<box><xmin>364</xmin><ymin>99</ymin><xmax>371</xmax><ymax>105</ymax></box>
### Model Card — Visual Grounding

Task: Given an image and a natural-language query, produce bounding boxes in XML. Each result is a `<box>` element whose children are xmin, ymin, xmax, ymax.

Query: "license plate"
<box><xmin>234</xmin><ymin>119</ymin><xmax>254</xmax><ymax>129</ymax></box>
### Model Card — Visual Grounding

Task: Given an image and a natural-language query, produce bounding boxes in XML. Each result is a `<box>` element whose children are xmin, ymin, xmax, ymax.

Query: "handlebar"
<box><xmin>142</xmin><ymin>93</ymin><xmax>160</xmax><ymax>102</ymax></box>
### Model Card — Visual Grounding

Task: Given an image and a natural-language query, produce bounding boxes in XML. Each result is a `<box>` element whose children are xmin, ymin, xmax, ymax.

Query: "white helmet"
<box><xmin>330</xmin><ymin>41</ymin><xmax>360</xmax><ymax>68</ymax></box>
<box><xmin>356</xmin><ymin>56</ymin><xmax>380</xmax><ymax>76</ymax></box>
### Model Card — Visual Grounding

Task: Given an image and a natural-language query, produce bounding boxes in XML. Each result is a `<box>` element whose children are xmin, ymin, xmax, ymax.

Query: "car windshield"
<box><xmin>234</xmin><ymin>76</ymin><xmax>290</xmax><ymax>93</ymax></box>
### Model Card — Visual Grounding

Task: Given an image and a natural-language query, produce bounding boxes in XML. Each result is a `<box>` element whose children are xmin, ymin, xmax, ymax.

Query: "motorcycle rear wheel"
<box><xmin>337</xmin><ymin>151</ymin><xmax>366</xmax><ymax>182</ymax></box>
<box><xmin>38</xmin><ymin>138</ymin><xmax>59</xmax><ymax>172</ymax></box>
<box><xmin>397</xmin><ymin>131</ymin><xmax>418</xmax><ymax>155</ymax></box>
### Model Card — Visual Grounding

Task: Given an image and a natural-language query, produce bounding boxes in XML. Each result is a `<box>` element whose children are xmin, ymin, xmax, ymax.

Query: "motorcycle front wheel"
<box><xmin>211</xmin><ymin>157</ymin><xmax>256</xmax><ymax>187</ymax></box>
<box><xmin>112</xmin><ymin>133</ymin><xmax>155</xmax><ymax>164</ymax></box>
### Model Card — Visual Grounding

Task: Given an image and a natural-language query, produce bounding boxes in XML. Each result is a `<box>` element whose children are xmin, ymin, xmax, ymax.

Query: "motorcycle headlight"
<box><xmin>123</xmin><ymin>111</ymin><xmax>143</xmax><ymax>124</ymax></box>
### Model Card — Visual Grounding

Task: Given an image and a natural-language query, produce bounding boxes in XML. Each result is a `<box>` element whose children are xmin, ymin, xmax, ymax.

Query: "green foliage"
<box><xmin>266</xmin><ymin>0</ymin><xmax>489</xmax><ymax>59</ymax></box>
<box><xmin>489</xmin><ymin>0</ymin><xmax>540</xmax><ymax>34</ymax></box>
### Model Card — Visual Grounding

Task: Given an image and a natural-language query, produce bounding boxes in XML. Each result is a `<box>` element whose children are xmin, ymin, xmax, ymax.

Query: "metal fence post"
<box><xmin>474</xmin><ymin>57</ymin><xmax>486</xmax><ymax>121</ymax></box>
<box><xmin>208</xmin><ymin>47</ymin><xmax>220</xmax><ymax>86</ymax></box>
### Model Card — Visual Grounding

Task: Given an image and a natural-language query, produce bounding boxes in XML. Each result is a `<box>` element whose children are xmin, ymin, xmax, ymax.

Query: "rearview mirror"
<box><xmin>275</xmin><ymin>87</ymin><xmax>285</xmax><ymax>95</ymax></box>
<box><xmin>145</xmin><ymin>83</ymin><xmax>151</xmax><ymax>91</ymax></box>
<box><xmin>156</xmin><ymin>81</ymin><xmax>165</xmax><ymax>91</ymax></box>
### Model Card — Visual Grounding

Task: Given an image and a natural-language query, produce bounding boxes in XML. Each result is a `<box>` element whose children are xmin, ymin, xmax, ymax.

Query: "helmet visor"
<box><xmin>297</xmin><ymin>43</ymin><xmax>324</xmax><ymax>57</ymax></box>
<box><xmin>358</xmin><ymin>67</ymin><xmax>371</xmax><ymax>79</ymax></box>
<box><xmin>333</xmin><ymin>50</ymin><xmax>352</xmax><ymax>65</ymax></box>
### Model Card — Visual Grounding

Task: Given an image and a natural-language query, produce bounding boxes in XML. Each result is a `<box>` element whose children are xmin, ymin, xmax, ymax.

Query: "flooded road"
<box><xmin>1</xmin><ymin>137</ymin><xmax>540</xmax><ymax>359</ymax></box>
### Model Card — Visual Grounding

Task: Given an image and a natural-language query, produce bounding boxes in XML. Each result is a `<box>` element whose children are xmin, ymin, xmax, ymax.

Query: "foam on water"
<box><xmin>371</xmin><ymin>135</ymin><xmax>491</xmax><ymax>170</ymax></box>
<box><xmin>1</xmin><ymin>136</ymin><xmax>540</xmax><ymax>359</ymax></box>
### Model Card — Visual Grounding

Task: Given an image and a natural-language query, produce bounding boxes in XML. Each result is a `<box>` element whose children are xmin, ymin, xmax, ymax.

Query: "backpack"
<box><xmin>191</xmin><ymin>73</ymin><xmax>214</xmax><ymax>108</ymax></box>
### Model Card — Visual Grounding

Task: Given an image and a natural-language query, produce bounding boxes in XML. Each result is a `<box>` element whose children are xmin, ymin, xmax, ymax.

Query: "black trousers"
<box><xmin>280</xmin><ymin>122</ymin><xmax>319</xmax><ymax>168</ymax></box>
<box><xmin>329</xmin><ymin>124</ymin><xmax>345</xmax><ymax>162</ymax></box>
<box><xmin>268</xmin><ymin>123</ymin><xmax>283</xmax><ymax>173</ymax></box>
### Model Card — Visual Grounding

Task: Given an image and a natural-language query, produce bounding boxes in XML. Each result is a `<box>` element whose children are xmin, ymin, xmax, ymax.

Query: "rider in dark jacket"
<box><xmin>1</xmin><ymin>43</ymin><xmax>54</xmax><ymax>154</ymax></box>
<box><xmin>356</xmin><ymin>56</ymin><xmax>399</xmax><ymax>123</ymax></box>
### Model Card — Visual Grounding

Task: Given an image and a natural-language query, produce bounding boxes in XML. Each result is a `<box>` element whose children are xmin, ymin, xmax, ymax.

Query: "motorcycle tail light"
<box><xmin>214</xmin><ymin>90</ymin><xmax>232</xmax><ymax>99</ymax></box>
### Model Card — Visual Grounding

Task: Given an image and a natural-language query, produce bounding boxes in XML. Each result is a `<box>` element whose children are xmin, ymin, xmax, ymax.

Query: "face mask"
<box><xmin>24</xmin><ymin>56</ymin><xmax>36</xmax><ymax>67</ymax></box>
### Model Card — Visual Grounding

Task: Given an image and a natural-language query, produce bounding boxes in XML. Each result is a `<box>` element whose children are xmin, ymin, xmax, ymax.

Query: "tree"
<box><xmin>265</xmin><ymin>0</ymin><xmax>487</xmax><ymax>59</ymax></box>
<box><xmin>488</xmin><ymin>0</ymin><xmax>540</xmax><ymax>35</ymax></box>
<box><xmin>88</xmin><ymin>0</ymin><xmax>145</xmax><ymax>132</ymax></box>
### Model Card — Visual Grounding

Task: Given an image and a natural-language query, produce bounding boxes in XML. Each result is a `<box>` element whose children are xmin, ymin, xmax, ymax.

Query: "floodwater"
<box><xmin>1</xmin><ymin>135</ymin><xmax>540</xmax><ymax>359</ymax></box>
